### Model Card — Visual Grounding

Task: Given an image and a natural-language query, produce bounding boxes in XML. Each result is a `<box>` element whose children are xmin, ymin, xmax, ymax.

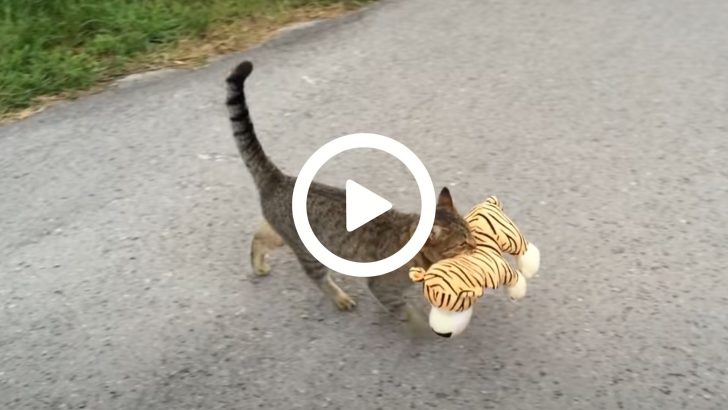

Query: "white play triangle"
<box><xmin>345</xmin><ymin>180</ymin><xmax>392</xmax><ymax>232</ymax></box>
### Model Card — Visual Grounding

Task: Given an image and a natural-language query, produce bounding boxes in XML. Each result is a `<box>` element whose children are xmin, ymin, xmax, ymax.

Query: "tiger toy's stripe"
<box><xmin>410</xmin><ymin>196</ymin><xmax>539</xmax><ymax>312</ymax></box>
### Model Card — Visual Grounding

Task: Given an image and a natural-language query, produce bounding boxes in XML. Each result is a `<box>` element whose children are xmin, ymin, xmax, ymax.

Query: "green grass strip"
<box><xmin>0</xmin><ymin>0</ymin><xmax>368</xmax><ymax>115</ymax></box>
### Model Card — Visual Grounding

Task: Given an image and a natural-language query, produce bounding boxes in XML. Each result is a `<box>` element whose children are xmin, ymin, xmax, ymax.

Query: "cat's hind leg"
<box><xmin>296</xmin><ymin>252</ymin><xmax>356</xmax><ymax>311</ymax></box>
<box><xmin>250</xmin><ymin>221</ymin><xmax>286</xmax><ymax>276</ymax></box>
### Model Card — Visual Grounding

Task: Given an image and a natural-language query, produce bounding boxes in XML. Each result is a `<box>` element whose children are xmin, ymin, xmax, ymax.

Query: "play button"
<box><xmin>345</xmin><ymin>180</ymin><xmax>392</xmax><ymax>232</ymax></box>
<box><xmin>292</xmin><ymin>133</ymin><xmax>435</xmax><ymax>278</ymax></box>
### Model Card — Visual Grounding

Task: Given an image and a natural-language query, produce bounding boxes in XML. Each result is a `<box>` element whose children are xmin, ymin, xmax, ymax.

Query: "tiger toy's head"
<box><xmin>409</xmin><ymin>196</ymin><xmax>541</xmax><ymax>338</ymax></box>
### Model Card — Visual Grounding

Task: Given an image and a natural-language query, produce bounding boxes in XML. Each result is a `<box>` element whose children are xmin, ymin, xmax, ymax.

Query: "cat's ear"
<box><xmin>437</xmin><ymin>187</ymin><xmax>461</xmax><ymax>215</ymax></box>
<box><xmin>437</xmin><ymin>187</ymin><xmax>455</xmax><ymax>211</ymax></box>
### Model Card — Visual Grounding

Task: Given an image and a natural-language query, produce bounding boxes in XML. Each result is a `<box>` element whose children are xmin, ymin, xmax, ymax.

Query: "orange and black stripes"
<box><xmin>410</xmin><ymin>196</ymin><xmax>531</xmax><ymax>312</ymax></box>
<box><xmin>466</xmin><ymin>196</ymin><xmax>527</xmax><ymax>256</ymax></box>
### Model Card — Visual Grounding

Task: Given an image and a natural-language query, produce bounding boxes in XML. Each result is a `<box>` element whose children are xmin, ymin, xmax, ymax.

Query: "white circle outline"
<box><xmin>292</xmin><ymin>133</ymin><xmax>436</xmax><ymax>278</ymax></box>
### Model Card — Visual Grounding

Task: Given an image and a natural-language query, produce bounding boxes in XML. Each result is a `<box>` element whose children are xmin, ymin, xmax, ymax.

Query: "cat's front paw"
<box><xmin>402</xmin><ymin>305</ymin><xmax>432</xmax><ymax>336</ymax></box>
<box><xmin>402</xmin><ymin>304</ymin><xmax>424</xmax><ymax>321</ymax></box>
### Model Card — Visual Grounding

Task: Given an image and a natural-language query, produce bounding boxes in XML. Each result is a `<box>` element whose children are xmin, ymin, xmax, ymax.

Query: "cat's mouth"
<box><xmin>466</xmin><ymin>236</ymin><xmax>477</xmax><ymax>249</ymax></box>
<box><xmin>443</xmin><ymin>243</ymin><xmax>476</xmax><ymax>258</ymax></box>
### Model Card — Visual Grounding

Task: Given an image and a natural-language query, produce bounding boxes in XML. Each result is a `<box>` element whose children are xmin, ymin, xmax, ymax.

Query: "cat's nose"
<box><xmin>434</xmin><ymin>331</ymin><xmax>452</xmax><ymax>338</ymax></box>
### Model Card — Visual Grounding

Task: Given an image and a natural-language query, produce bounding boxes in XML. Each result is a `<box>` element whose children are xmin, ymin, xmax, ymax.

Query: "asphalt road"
<box><xmin>1</xmin><ymin>0</ymin><xmax>727</xmax><ymax>409</ymax></box>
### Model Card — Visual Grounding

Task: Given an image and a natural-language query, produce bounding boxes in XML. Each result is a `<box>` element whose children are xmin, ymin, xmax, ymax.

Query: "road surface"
<box><xmin>1</xmin><ymin>0</ymin><xmax>727</xmax><ymax>409</ymax></box>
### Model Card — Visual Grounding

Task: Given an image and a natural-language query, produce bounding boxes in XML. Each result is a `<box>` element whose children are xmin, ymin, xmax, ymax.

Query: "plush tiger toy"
<box><xmin>409</xmin><ymin>196</ymin><xmax>541</xmax><ymax>337</ymax></box>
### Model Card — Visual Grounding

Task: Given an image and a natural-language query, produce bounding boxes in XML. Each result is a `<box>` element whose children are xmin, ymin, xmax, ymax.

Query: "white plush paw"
<box><xmin>506</xmin><ymin>272</ymin><xmax>528</xmax><ymax>300</ymax></box>
<box><xmin>517</xmin><ymin>243</ymin><xmax>540</xmax><ymax>279</ymax></box>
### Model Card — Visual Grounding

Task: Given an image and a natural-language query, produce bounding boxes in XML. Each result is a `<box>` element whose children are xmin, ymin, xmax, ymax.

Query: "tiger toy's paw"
<box><xmin>517</xmin><ymin>243</ymin><xmax>540</xmax><ymax>279</ymax></box>
<box><xmin>409</xmin><ymin>267</ymin><xmax>426</xmax><ymax>282</ymax></box>
<box><xmin>506</xmin><ymin>272</ymin><xmax>528</xmax><ymax>300</ymax></box>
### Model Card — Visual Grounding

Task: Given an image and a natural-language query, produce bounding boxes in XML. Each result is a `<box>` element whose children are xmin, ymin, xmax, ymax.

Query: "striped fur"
<box><xmin>225</xmin><ymin>61</ymin><xmax>282</xmax><ymax>187</ymax></box>
<box><xmin>410</xmin><ymin>196</ymin><xmax>533</xmax><ymax>312</ymax></box>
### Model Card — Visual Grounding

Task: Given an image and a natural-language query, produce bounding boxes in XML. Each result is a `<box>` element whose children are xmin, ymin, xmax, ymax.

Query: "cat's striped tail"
<box><xmin>225</xmin><ymin>61</ymin><xmax>282</xmax><ymax>187</ymax></box>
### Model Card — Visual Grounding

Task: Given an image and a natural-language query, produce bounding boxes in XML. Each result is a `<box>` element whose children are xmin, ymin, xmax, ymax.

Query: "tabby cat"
<box><xmin>226</xmin><ymin>61</ymin><xmax>474</xmax><ymax>323</ymax></box>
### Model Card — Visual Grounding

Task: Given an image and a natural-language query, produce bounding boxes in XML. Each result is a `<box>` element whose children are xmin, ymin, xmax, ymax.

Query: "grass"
<box><xmin>0</xmin><ymin>0</ymin><xmax>371</xmax><ymax>119</ymax></box>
